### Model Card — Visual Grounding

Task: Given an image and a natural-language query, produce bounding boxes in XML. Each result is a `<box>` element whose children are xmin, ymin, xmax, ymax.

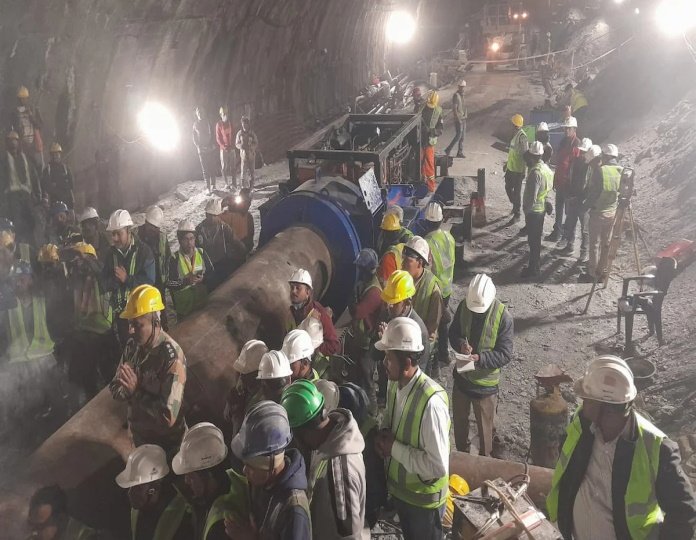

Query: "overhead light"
<box><xmin>635</xmin><ymin>7</ymin><xmax>640</xmax><ymax>14</ymax></box>
<box><xmin>522</xmin><ymin>11</ymin><xmax>529</xmax><ymax>19</ymax></box>
<box><xmin>614</xmin><ymin>0</ymin><xmax>625</xmax><ymax>4</ymax></box>
<box><xmin>490</xmin><ymin>41</ymin><xmax>501</xmax><ymax>52</ymax></box>
<box><xmin>513</xmin><ymin>13</ymin><xmax>519</xmax><ymax>20</ymax></box>
<box><xmin>137</xmin><ymin>102</ymin><xmax>180</xmax><ymax>152</ymax></box>
<box><xmin>656</xmin><ymin>0</ymin><xmax>696</xmax><ymax>36</ymax></box>
<box><xmin>386</xmin><ymin>11</ymin><xmax>416</xmax><ymax>44</ymax></box>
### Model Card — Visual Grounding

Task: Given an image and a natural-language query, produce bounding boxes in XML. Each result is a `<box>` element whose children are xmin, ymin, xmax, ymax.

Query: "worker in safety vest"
<box><xmin>36</xmin><ymin>242</ymin><xmax>73</xmax><ymax>345</ymax></box>
<box><xmin>196</xmin><ymin>198</ymin><xmax>246</xmax><ymax>290</ymax></box>
<box><xmin>422</xmin><ymin>202</ymin><xmax>455</xmax><ymax>366</ymax></box>
<box><xmin>221</xmin><ymin>188</ymin><xmax>254</xmax><ymax>253</ymax></box>
<box><xmin>109</xmin><ymin>285</ymin><xmax>186</xmax><ymax>452</ymax></box>
<box><xmin>167</xmin><ymin>220</ymin><xmax>214</xmax><ymax>320</ymax></box>
<box><xmin>377</xmin><ymin>213</ymin><xmax>412</xmax><ymax>285</ymax></box>
<box><xmin>216</xmin><ymin>106</ymin><xmax>237</xmax><ymax>190</ymax></box>
<box><xmin>27</xmin><ymin>485</ymin><xmax>101</xmax><ymax>540</ymax></box>
<box><xmin>504</xmin><ymin>114</ymin><xmax>529</xmax><ymax>222</ymax></box>
<box><xmin>578</xmin><ymin>143</ymin><xmax>623</xmax><ymax>283</ymax></box>
<box><xmin>2</xmin><ymin>260</ymin><xmax>55</xmax><ymax>362</ymax></box>
<box><xmin>227</xmin><ymin>401</ymin><xmax>311</xmax><ymax>540</ymax></box>
<box><xmin>374</xmin><ymin>317</ymin><xmax>450</xmax><ymax>540</ymax></box>
<box><xmin>547</xmin><ymin>355</ymin><xmax>696</xmax><ymax>540</ymax></box>
<box><xmin>286</xmin><ymin>268</ymin><xmax>340</xmax><ymax>356</ymax></box>
<box><xmin>444</xmin><ymin>80</ymin><xmax>467</xmax><ymax>159</ymax></box>
<box><xmin>256</xmin><ymin>349</ymin><xmax>293</xmax><ymax>403</ymax></box>
<box><xmin>401</xmin><ymin>236</ymin><xmax>443</xmax><ymax>378</ymax></box>
<box><xmin>224</xmin><ymin>339</ymin><xmax>268</xmax><ymax>434</ymax></box>
<box><xmin>535</xmin><ymin>122</ymin><xmax>554</xmax><ymax>164</ymax></box>
<box><xmin>41</xmin><ymin>142</ymin><xmax>74</xmax><ymax>210</ymax></box>
<box><xmin>448</xmin><ymin>274</ymin><xmax>514</xmax><ymax>456</ymax></box>
<box><xmin>78</xmin><ymin>207</ymin><xmax>111</xmax><ymax>261</ymax></box>
<box><xmin>521</xmin><ymin>141</ymin><xmax>554</xmax><ymax>279</ymax></box>
<box><xmin>420</xmin><ymin>91</ymin><xmax>443</xmax><ymax>192</ymax></box>
<box><xmin>63</xmin><ymin>241</ymin><xmax>116</xmax><ymax>401</ymax></box>
<box><xmin>282</xmin><ymin>329</ymin><xmax>321</xmax><ymax>382</ymax></box>
<box><xmin>348</xmin><ymin>248</ymin><xmax>383</xmax><ymax>407</ymax></box>
<box><xmin>138</xmin><ymin>205</ymin><xmax>172</xmax><ymax>330</ymax></box>
<box><xmin>117</xmin><ymin>444</ymin><xmax>194</xmax><ymax>540</ymax></box>
<box><xmin>0</xmin><ymin>216</ymin><xmax>33</xmax><ymax>265</ymax></box>
<box><xmin>563</xmin><ymin>82</ymin><xmax>588</xmax><ymax>125</ymax></box>
<box><xmin>173</xmin><ymin>422</ymin><xmax>249</xmax><ymax>540</ymax></box>
<box><xmin>281</xmin><ymin>380</ymin><xmax>370</xmax><ymax>540</ymax></box>
<box><xmin>103</xmin><ymin>209</ymin><xmax>156</xmax><ymax>347</ymax></box>
<box><xmin>44</xmin><ymin>201</ymin><xmax>79</xmax><ymax>247</ymax></box>
<box><xmin>546</xmin><ymin>116</ymin><xmax>580</xmax><ymax>243</ymax></box>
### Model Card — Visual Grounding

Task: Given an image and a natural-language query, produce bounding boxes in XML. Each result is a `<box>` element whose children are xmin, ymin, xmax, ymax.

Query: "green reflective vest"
<box><xmin>352</xmin><ymin>275</ymin><xmax>382</xmax><ymax>348</ymax></box>
<box><xmin>530</xmin><ymin>162</ymin><xmax>554</xmax><ymax>214</ymax></box>
<box><xmin>426</xmin><ymin>106</ymin><xmax>443</xmax><ymax>146</ymax></box>
<box><xmin>459</xmin><ymin>299</ymin><xmax>505</xmax><ymax>387</ymax></box>
<box><xmin>112</xmin><ymin>249</ymin><xmax>138</xmax><ymax>312</ymax></box>
<box><xmin>547</xmin><ymin>410</ymin><xmax>665</xmax><ymax>540</ymax></box>
<box><xmin>571</xmin><ymin>90</ymin><xmax>588</xmax><ymax>113</ymax></box>
<box><xmin>426</xmin><ymin>230</ymin><xmax>455</xmax><ymax>298</ymax></box>
<box><xmin>74</xmin><ymin>276</ymin><xmax>113</xmax><ymax>334</ymax></box>
<box><xmin>507</xmin><ymin>129</ymin><xmax>528</xmax><ymax>174</ymax></box>
<box><xmin>203</xmin><ymin>469</ymin><xmax>250</xmax><ymax>540</ymax></box>
<box><xmin>171</xmin><ymin>249</ymin><xmax>208</xmax><ymax>318</ymax></box>
<box><xmin>386</xmin><ymin>371</ymin><xmax>449</xmax><ymax>508</ymax></box>
<box><xmin>6</xmin><ymin>294</ymin><xmax>55</xmax><ymax>362</ymax></box>
<box><xmin>412</xmin><ymin>269</ymin><xmax>440</xmax><ymax>329</ymax></box>
<box><xmin>130</xmin><ymin>491</ymin><xmax>190</xmax><ymax>540</ymax></box>
<box><xmin>594</xmin><ymin>165</ymin><xmax>622</xmax><ymax>214</ymax></box>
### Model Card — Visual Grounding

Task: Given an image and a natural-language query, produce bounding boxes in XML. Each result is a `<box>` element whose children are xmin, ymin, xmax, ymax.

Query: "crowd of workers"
<box><xmin>3</xmin><ymin>77</ymin><xmax>696</xmax><ymax>540</ymax></box>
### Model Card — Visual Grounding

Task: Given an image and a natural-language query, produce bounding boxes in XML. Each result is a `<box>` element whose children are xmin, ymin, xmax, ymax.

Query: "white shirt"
<box><xmin>572</xmin><ymin>424</ymin><xmax>622</xmax><ymax>540</ymax></box>
<box><xmin>381</xmin><ymin>369</ymin><xmax>450</xmax><ymax>481</ymax></box>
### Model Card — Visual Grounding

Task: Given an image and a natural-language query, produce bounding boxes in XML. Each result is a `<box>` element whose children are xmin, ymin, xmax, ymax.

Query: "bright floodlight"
<box><xmin>137</xmin><ymin>102</ymin><xmax>180</xmax><ymax>152</ymax></box>
<box><xmin>386</xmin><ymin>11</ymin><xmax>416</xmax><ymax>44</ymax></box>
<box><xmin>656</xmin><ymin>0</ymin><xmax>696</xmax><ymax>36</ymax></box>
<box><xmin>490</xmin><ymin>41</ymin><xmax>501</xmax><ymax>52</ymax></box>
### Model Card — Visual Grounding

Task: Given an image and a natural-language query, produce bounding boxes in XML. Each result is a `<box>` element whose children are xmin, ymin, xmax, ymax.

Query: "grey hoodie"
<box><xmin>308</xmin><ymin>408</ymin><xmax>370</xmax><ymax>540</ymax></box>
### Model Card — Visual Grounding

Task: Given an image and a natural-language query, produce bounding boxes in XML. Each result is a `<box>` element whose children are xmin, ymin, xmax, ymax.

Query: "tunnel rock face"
<box><xmin>0</xmin><ymin>0</ymin><xmax>393</xmax><ymax>208</ymax></box>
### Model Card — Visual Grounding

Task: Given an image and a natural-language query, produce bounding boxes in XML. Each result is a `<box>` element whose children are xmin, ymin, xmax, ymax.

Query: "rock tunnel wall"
<box><xmin>0</xmin><ymin>0</ymin><xmax>462</xmax><ymax>211</ymax></box>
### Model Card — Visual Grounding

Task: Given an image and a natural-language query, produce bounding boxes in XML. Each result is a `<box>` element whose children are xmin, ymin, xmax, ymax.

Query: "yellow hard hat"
<box><xmin>381</xmin><ymin>270</ymin><xmax>416</xmax><ymax>304</ymax></box>
<box><xmin>38</xmin><ymin>244</ymin><xmax>60</xmax><ymax>263</ymax></box>
<box><xmin>427</xmin><ymin>91</ymin><xmax>440</xmax><ymax>108</ymax></box>
<box><xmin>445</xmin><ymin>475</ymin><xmax>470</xmax><ymax>528</ymax></box>
<box><xmin>381</xmin><ymin>212</ymin><xmax>401</xmax><ymax>232</ymax></box>
<box><xmin>17</xmin><ymin>86</ymin><xmax>29</xmax><ymax>99</ymax></box>
<box><xmin>120</xmin><ymin>285</ymin><xmax>165</xmax><ymax>319</ymax></box>
<box><xmin>511</xmin><ymin>114</ymin><xmax>524</xmax><ymax>128</ymax></box>
<box><xmin>72</xmin><ymin>241</ymin><xmax>97</xmax><ymax>258</ymax></box>
<box><xmin>50</xmin><ymin>142</ymin><xmax>63</xmax><ymax>153</ymax></box>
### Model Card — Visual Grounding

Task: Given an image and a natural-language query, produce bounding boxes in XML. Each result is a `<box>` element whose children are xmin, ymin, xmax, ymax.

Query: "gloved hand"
<box><xmin>545</xmin><ymin>201</ymin><xmax>553</xmax><ymax>215</ymax></box>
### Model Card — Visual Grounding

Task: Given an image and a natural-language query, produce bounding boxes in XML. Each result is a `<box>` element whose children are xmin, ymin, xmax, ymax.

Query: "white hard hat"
<box><xmin>375</xmin><ymin>316</ymin><xmax>424</xmax><ymax>352</ymax></box>
<box><xmin>585</xmin><ymin>144</ymin><xmax>602</xmax><ymax>163</ymax></box>
<box><xmin>405</xmin><ymin>235</ymin><xmax>430</xmax><ymax>263</ymax></box>
<box><xmin>466</xmin><ymin>273</ymin><xmax>496</xmax><ymax>314</ymax></box>
<box><xmin>289</xmin><ymin>268</ymin><xmax>313</xmax><ymax>289</ymax></box>
<box><xmin>577</xmin><ymin>137</ymin><xmax>593</xmax><ymax>152</ymax></box>
<box><xmin>528</xmin><ymin>141</ymin><xmax>544</xmax><ymax>156</ymax></box>
<box><xmin>424</xmin><ymin>201</ymin><xmax>444</xmax><ymax>223</ymax></box>
<box><xmin>115</xmin><ymin>444</ymin><xmax>169</xmax><ymax>488</ymax></box>
<box><xmin>281</xmin><ymin>329</ymin><xmax>314</xmax><ymax>363</ymax></box>
<box><xmin>233</xmin><ymin>340</ymin><xmax>269</xmax><ymax>374</ymax></box>
<box><xmin>79</xmin><ymin>207</ymin><xmax>99</xmax><ymax>222</ymax></box>
<box><xmin>386</xmin><ymin>204</ymin><xmax>404</xmax><ymax>223</ymax></box>
<box><xmin>458</xmin><ymin>79</ymin><xmax>467</xmax><ymax>87</ymax></box>
<box><xmin>145</xmin><ymin>205</ymin><xmax>164</xmax><ymax>228</ymax></box>
<box><xmin>563</xmin><ymin>116</ymin><xmax>578</xmax><ymax>128</ymax></box>
<box><xmin>178</xmin><ymin>220</ymin><xmax>196</xmax><ymax>233</ymax></box>
<box><xmin>257</xmin><ymin>350</ymin><xmax>293</xmax><ymax>380</ymax></box>
<box><xmin>574</xmin><ymin>355</ymin><xmax>637</xmax><ymax>404</ymax></box>
<box><xmin>537</xmin><ymin>122</ymin><xmax>549</xmax><ymax>132</ymax></box>
<box><xmin>298</xmin><ymin>315</ymin><xmax>324</xmax><ymax>350</ymax></box>
<box><xmin>602</xmin><ymin>144</ymin><xmax>619</xmax><ymax>158</ymax></box>
<box><xmin>205</xmin><ymin>198</ymin><xmax>223</xmax><ymax>216</ymax></box>
<box><xmin>106</xmin><ymin>209</ymin><xmax>134</xmax><ymax>231</ymax></box>
<box><xmin>315</xmin><ymin>379</ymin><xmax>340</xmax><ymax>412</ymax></box>
<box><xmin>172</xmin><ymin>422</ymin><xmax>228</xmax><ymax>475</ymax></box>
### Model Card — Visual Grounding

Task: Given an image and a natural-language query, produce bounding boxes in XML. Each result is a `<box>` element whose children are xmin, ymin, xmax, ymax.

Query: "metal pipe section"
<box><xmin>0</xmin><ymin>226</ymin><xmax>333</xmax><ymax>538</ymax></box>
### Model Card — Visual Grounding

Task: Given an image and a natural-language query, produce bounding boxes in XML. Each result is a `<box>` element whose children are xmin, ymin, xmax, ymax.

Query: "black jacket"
<box><xmin>556</xmin><ymin>411</ymin><xmax>696</xmax><ymax>540</ymax></box>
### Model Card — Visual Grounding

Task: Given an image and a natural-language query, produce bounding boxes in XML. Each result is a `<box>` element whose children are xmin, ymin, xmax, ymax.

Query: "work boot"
<box><xmin>545</xmin><ymin>229</ymin><xmax>560</xmax><ymax>242</ymax></box>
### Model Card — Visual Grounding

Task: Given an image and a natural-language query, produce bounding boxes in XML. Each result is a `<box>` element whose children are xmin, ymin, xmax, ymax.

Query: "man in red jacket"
<box><xmin>216</xmin><ymin>106</ymin><xmax>236</xmax><ymax>190</ymax></box>
<box><xmin>546</xmin><ymin>116</ymin><xmax>580</xmax><ymax>243</ymax></box>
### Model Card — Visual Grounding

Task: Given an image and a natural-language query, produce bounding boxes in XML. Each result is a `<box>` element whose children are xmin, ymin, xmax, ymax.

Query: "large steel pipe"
<box><xmin>0</xmin><ymin>226</ymin><xmax>333</xmax><ymax>539</ymax></box>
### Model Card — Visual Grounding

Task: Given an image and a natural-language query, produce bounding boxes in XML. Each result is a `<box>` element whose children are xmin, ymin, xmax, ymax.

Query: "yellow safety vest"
<box><xmin>6</xmin><ymin>294</ymin><xmax>55</xmax><ymax>362</ymax></box>
<box><xmin>530</xmin><ymin>162</ymin><xmax>554</xmax><ymax>214</ymax></box>
<box><xmin>594</xmin><ymin>165</ymin><xmax>622</xmax><ymax>214</ymax></box>
<box><xmin>426</xmin><ymin>106</ymin><xmax>443</xmax><ymax>146</ymax></box>
<box><xmin>130</xmin><ymin>491</ymin><xmax>190</xmax><ymax>540</ymax></box>
<box><xmin>506</xmin><ymin>129</ymin><xmax>528</xmax><ymax>174</ymax></box>
<box><xmin>547</xmin><ymin>410</ymin><xmax>665</xmax><ymax>540</ymax></box>
<box><xmin>459</xmin><ymin>299</ymin><xmax>505</xmax><ymax>387</ymax></box>
<box><xmin>171</xmin><ymin>249</ymin><xmax>208</xmax><ymax>318</ymax></box>
<box><xmin>202</xmin><ymin>469</ymin><xmax>250</xmax><ymax>540</ymax></box>
<box><xmin>426</xmin><ymin>230</ymin><xmax>455</xmax><ymax>298</ymax></box>
<box><xmin>386</xmin><ymin>371</ymin><xmax>449</xmax><ymax>508</ymax></box>
<box><xmin>571</xmin><ymin>90</ymin><xmax>588</xmax><ymax>113</ymax></box>
<box><xmin>412</xmin><ymin>269</ymin><xmax>440</xmax><ymax>328</ymax></box>
<box><xmin>74</xmin><ymin>275</ymin><xmax>113</xmax><ymax>334</ymax></box>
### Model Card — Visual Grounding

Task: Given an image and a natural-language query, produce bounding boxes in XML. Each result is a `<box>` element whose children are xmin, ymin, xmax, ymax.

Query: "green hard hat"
<box><xmin>281</xmin><ymin>380</ymin><xmax>325</xmax><ymax>428</ymax></box>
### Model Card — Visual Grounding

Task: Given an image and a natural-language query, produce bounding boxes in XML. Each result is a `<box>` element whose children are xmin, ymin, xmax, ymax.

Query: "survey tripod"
<box><xmin>583</xmin><ymin>167</ymin><xmax>641</xmax><ymax>314</ymax></box>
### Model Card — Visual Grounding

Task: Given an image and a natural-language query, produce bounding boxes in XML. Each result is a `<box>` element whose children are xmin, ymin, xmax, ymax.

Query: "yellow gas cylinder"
<box><xmin>444</xmin><ymin>474</ymin><xmax>469</xmax><ymax>528</ymax></box>
<box><xmin>529</xmin><ymin>365</ymin><xmax>571</xmax><ymax>468</ymax></box>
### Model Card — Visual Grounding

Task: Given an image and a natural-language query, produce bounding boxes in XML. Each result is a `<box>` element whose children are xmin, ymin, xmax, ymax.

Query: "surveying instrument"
<box><xmin>583</xmin><ymin>167</ymin><xmax>641</xmax><ymax>314</ymax></box>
